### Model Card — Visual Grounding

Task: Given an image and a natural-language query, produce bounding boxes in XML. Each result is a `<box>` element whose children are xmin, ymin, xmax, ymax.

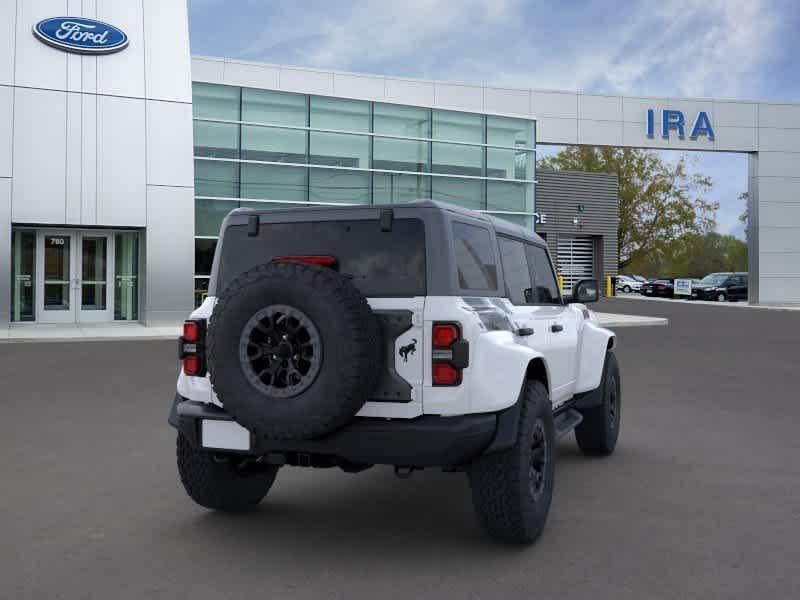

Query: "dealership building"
<box><xmin>1</xmin><ymin>1</ymin><xmax>799</xmax><ymax>331</ymax></box>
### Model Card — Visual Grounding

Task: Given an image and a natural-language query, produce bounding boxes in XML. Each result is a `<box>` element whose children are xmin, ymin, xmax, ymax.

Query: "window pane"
<box><xmin>241</xmin><ymin>125</ymin><xmax>306</xmax><ymax>162</ymax></box>
<box><xmin>239</xmin><ymin>200</ymin><xmax>309</xmax><ymax>210</ymax></box>
<box><xmin>194</xmin><ymin>160</ymin><xmax>239</xmax><ymax>198</ymax></box>
<box><xmin>432</xmin><ymin>110</ymin><xmax>483</xmax><ymax>143</ymax></box>
<box><xmin>432</xmin><ymin>142</ymin><xmax>482</xmax><ymax>176</ymax></box>
<box><xmin>487</xmin><ymin>116</ymin><xmax>534</xmax><ymax>148</ymax></box>
<box><xmin>486</xmin><ymin>149</ymin><xmax>533</xmax><ymax>180</ymax></box>
<box><xmin>373</xmin><ymin>137</ymin><xmax>428</xmax><ymax>172</ymax></box>
<box><xmin>374</xmin><ymin>103</ymin><xmax>429</xmax><ymax>137</ymax></box>
<box><xmin>487</xmin><ymin>181</ymin><xmax>533</xmax><ymax>213</ymax></box>
<box><xmin>11</xmin><ymin>230</ymin><xmax>35</xmax><ymax>322</ymax></box>
<box><xmin>431</xmin><ymin>177</ymin><xmax>483</xmax><ymax>210</ymax></box>
<box><xmin>242</xmin><ymin>88</ymin><xmax>307</xmax><ymax>126</ymax></box>
<box><xmin>194</xmin><ymin>277</ymin><xmax>209</xmax><ymax>308</ymax></box>
<box><xmin>240</xmin><ymin>163</ymin><xmax>307</xmax><ymax>201</ymax></box>
<box><xmin>195</xmin><ymin>239</ymin><xmax>218</xmax><ymax>276</ymax></box>
<box><xmin>193</xmin><ymin>121</ymin><xmax>239</xmax><ymax>159</ymax></box>
<box><xmin>526</xmin><ymin>244</ymin><xmax>561</xmax><ymax>304</ymax></box>
<box><xmin>309</xmin><ymin>131</ymin><xmax>369</xmax><ymax>168</ymax></box>
<box><xmin>373</xmin><ymin>173</ymin><xmax>430</xmax><ymax>204</ymax></box>
<box><xmin>114</xmin><ymin>232</ymin><xmax>139</xmax><ymax>321</ymax></box>
<box><xmin>309</xmin><ymin>168</ymin><xmax>370</xmax><ymax>204</ymax></box>
<box><xmin>492</xmin><ymin>213</ymin><xmax>531</xmax><ymax>228</ymax></box>
<box><xmin>218</xmin><ymin>219</ymin><xmax>427</xmax><ymax>297</ymax></box>
<box><xmin>196</xmin><ymin>198</ymin><xmax>237</xmax><ymax>236</ymax></box>
<box><xmin>452</xmin><ymin>222</ymin><xmax>497</xmax><ymax>290</ymax></box>
<box><xmin>81</xmin><ymin>238</ymin><xmax>108</xmax><ymax>311</ymax></box>
<box><xmin>192</xmin><ymin>83</ymin><xmax>240</xmax><ymax>120</ymax></box>
<box><xmin>498</xmin><ymin>237</ymin><xmax>533</xmax><ymax>305</ymax></box>
<box><xmin>310</xmin><ymin>96</ymin><xmax>369</xmax><ymax>132</ymax></box>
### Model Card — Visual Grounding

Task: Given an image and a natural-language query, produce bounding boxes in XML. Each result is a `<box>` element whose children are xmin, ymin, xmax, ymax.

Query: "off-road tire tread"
<box><xmin>176</xmin><ymin>433</ymin><xmax>278</xmax><ymax>511</ymax></box>
<box><xmin>575</xmin><ymin>351</ymin><xmax>620</xmax><ymax>456</ymax></box>
<box><xmin>468</xmin><ymin>380</ymin><xmax>555</xmax><ymax>544</ymax></box>
<box><xmin>207</xmin><ymin>262</ymin><xmax>382</xmax><ymax>440</ymax></box>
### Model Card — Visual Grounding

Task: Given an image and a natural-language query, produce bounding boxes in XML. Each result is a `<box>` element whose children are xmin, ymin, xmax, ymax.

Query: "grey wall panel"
<box><xmin>535</xmin><ymin>170</ymin><xmax>619</xmax><ymax>286</ymax></box>
<box><xmin>80</xmin><ymin>92</ymin><xmax>97</xmax><ymax>224</ymax></box>
<box><xmin>146</xmin><ymin>100</ymin><xmax>194</xmax><ymax>188</ymax></box>
<box><xmin>96</xmin><ymin>0</ymin><xmax>146</xmax><ymax>99</ymax></box>
<box><xmin>143</xmin><ymin>0</ymin><xmax>192</xmax><ymax>103</ymax></box>
<box><xmin>14</xmin><ymin>0</ymin><xmax>69</xmax><ymax>91</ymax></box>
<box><xmin>0</xmin><ymin>1</ymin><xmax>15</xmax><ymax>86</ymax></box>
<box><xmin>65</xmin><ymin>92</ymin><xmax>82</xmax><ymax>224</ymax></box>
<box><xmin>225</xmin><ymin>61</ymin><xmax>279</xmax><ymax>90</ymax></box>
<box><xmin>484</xmin><ymin>87</ymin><xmax>530</xmax><ymax>118</ymax></box>
<box><xmin>191</xmin><ymin>56</ymin><xmax>225</xmax><ymax>84</ymax></box>
<box><xmin>11</xmin><ymin>87</ymin><xmax>67</xmax><ymax>224</ymax></box>
<box><xmin>96</xmin><ymin>94</ymin><xmax>146</xmax><ymax>226</ymax></box>
<box><xmin>144</xmin><ymin>185</ymin><xmax>193</xmax><ymax>324</ymax></box>
<box><xmin>0</xmin><ymin>85</ymin><xmax>12</xmax><ymax>178</ymax></box>
<box><xmin>0</xmin><ymin>178</ymin><xmax>10</xmax><ymax>328</ymax></box>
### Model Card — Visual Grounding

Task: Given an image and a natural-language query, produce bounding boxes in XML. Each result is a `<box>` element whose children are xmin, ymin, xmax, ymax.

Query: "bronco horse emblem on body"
<box><xmin>398</xmin><ymin>338</ymin><xmax>417</xmax><ymax>363</ymax></box>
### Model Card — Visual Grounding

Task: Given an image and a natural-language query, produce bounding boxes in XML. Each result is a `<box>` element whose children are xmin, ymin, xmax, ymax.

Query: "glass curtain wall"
<box><xmin>193</xmin><ymin>83</ymin><xmax>536</xmax><ymax>293</ymax></box>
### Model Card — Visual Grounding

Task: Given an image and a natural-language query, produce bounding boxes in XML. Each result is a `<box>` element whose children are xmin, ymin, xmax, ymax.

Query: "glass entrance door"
<box><xmin>35</xmin><ymin>231</ymin><xmax>114</xmax><ymax>323</ymax></box>
<box><xmin>38</xmin><ymin>232</ymin><xmax>75</xmax><ymax>323</ymax></box>
<box><xmin>79</xmin><ymin>233</ymin><xmax>113</xmax><ymax>322</ymax></box>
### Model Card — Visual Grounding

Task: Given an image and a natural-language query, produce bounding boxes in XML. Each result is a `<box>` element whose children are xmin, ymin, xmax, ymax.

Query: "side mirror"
<box><xmin>570</xmin><ymin>279</ymin><xmax>599</xmax><ymax>303</ymax></box>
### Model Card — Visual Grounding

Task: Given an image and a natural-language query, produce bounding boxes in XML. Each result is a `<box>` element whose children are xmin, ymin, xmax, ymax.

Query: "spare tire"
<box><xmin>207</xmin><ymin>262</ymin><xmax>382</xmax><ymax>440</ymax></box>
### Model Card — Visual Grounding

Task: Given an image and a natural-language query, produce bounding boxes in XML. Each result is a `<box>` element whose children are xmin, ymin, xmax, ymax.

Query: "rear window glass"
<box><xmin>452</xmin><ymin>222</ymin><xmax>498</xmax><ymax>291</ymax></box>
<box><xmin>216</xmin><ymin>218</ymin><xmax>426</xmax><ymax>297</ymax></box>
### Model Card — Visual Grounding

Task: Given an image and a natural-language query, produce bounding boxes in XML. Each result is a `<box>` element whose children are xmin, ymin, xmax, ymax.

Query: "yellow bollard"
<box><xmin>558</xmin><ymin>275</ymin><xmax>564</xmax><ymax>294</ymax></box>
<box><xmin>606</xmin><ymin>276</ymin><xmax>613</xmax><ymax>297</ymax></box>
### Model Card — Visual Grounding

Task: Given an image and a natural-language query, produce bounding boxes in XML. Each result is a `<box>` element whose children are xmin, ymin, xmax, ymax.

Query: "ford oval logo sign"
<box><xmin>33</xmin><ymin>17</ymin><xmax>128</xmax><ymax>55</ymax></box>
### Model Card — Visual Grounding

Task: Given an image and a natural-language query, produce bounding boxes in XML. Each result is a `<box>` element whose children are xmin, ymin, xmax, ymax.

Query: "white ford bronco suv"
<box><xmin>169</xmin><ymin>200</ymin><xmax>620</xmax><ymax>544</ymax></box>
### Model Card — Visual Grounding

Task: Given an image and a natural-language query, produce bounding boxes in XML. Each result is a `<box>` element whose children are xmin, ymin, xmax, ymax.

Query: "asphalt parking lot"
<box><xmin>2</xmin><ymin>298</ymin><xmax>798</xmax><ymax>600</ymax></box>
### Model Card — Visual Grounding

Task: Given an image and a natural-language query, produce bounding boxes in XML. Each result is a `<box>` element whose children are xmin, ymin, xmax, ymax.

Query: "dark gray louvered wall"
<box><xmin>534</xmin><ymin>169</ymin><xmax>619</xmax><ymax>292</ymax></box>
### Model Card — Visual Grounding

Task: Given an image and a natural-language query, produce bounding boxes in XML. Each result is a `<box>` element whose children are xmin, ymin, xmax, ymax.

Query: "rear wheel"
<box><xmin>575</xmin><ymin>351</ymin><xmax>621</xmax><ymax>456</ymax></box>
<box><xmin>468</xmin><ymin>380</ymin><xmax>555</xmax><ymax>544</ymax></box>
<box><xmin>176</xmin><ymin>433</ymin><xmax>279</xmax><ymax>511</ymax></box>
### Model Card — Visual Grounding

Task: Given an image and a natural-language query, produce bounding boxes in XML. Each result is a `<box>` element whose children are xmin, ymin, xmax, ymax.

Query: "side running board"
<box><xmin>554</xmin><ymin>408</ymin><xmax>583</xmax><ymax>438</ymax></box>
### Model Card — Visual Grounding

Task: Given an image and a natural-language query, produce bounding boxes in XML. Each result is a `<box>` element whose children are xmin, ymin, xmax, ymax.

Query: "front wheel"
<box><xmin>575</xmin><ymin>351</ymin><xmax>621</xmax><ymax>456</ymax></box>
<box><xmin>467</xmin><ymin>380</ymin><xmax>555</xmax><ymax>544</ymax></box>
<box><xmin>176</xmin><ymin>433</ymin><xmax>279</xmax><ymax>511</ymax></box>
<box><xmin>622</xmin><ymin>285</ymin><xmax>632</xmax><ymax>293</ymax></box>
<box><xmin>717</xmin><ymin>292</ymin><xmax>727</xmax><ymax>302</ymax></box>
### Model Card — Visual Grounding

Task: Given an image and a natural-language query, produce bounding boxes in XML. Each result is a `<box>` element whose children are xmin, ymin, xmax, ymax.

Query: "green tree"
<box><xmin>538</xmin><ymin>147</ymin><xmax>718</xmax><ymax>271</ymax></box>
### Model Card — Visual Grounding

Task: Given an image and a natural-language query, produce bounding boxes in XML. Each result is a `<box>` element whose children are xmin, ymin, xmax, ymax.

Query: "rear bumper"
<box><xmin>169</xmin><ymin>394</ymin><xmax>497</xmax><ymax>467</ymax></box>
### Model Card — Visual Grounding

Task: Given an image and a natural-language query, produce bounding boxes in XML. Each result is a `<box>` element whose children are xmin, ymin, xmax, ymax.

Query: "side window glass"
<box><xmin>452</xmin><ymin>222</ymin><xmax>498</xmax><ymax>291</ymax></box>
<box><xmin>498</xmin><ymin>236</ymin><xmax>533</xmax><ymax>305</ymax></box>
<box><xmin>525</xmin><ymin>244</ymin><xmax>561</xmax><ymax>304</ymax></box>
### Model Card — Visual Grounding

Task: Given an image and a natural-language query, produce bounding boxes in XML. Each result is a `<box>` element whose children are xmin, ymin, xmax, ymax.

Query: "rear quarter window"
<box><xmin>216</xmin><ymin>218</ymin><xmax>427</xmax><ymax>297</ymax></box>
<box><xmin>452</xmin><ymin>222</ymin><xmax>498</xmax><ymax>291</ymax></box>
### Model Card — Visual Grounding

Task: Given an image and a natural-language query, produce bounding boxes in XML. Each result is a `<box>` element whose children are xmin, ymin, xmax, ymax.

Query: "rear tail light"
<box><xmin>180</xmin><ymin>319</ymin><xmax>207</xmax><ymax>376</ymax></box>
<box><xmin>273</xmin><ymin>255</ymin><xmax>337</xmax><ymax>267</ymax></box>
<box><xmin>431</xmin><ymin>322</ymin><xmax>469</xmax><ymax>386</ymax></box>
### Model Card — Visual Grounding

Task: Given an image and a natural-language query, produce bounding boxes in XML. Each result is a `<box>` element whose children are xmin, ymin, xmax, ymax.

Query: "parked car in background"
<box><xmin>630</xmin><ymin>275</ymin><xmax>648</xmax><ymax>283</ymax></box>
<box><xmin>691</xmin><ymin>272</ymin><xmax>748</xmax><ymax>302</ymax></box>
<box><xmin>640</xmin><ymin>279</ymin><xmax>674</xmax><ymax>298</ymax></box>
<box><xmin>616</xmin><ymin>275</ymin><xmax>643</xmax><ymax>293</ymax></box>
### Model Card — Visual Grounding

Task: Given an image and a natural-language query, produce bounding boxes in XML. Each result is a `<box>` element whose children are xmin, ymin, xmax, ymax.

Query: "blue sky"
<box><xmin>188</xmin><ymin>0</ymin><xmax>800</xmax><ymax>239</ymax></box>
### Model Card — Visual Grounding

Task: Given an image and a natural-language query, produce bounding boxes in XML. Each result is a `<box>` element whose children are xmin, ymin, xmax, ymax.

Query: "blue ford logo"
<box><xmin>33</xmin><ymin>17</ymin><xmax>128</xmax><ymax>54</ymax></box>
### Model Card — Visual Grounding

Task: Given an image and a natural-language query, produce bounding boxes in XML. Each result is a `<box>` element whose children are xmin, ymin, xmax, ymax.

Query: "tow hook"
<box><xmin>394</xmin><ymin>466</ymin><xmax>415</xmax><ymax>479</ymax></box>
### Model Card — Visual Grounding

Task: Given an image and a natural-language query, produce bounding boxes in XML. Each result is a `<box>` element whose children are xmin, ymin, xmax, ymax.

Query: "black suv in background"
<box><xmin>692</xmin><ymin>272</ymin><xmax>748</xmax><ymax>302</ymax></box>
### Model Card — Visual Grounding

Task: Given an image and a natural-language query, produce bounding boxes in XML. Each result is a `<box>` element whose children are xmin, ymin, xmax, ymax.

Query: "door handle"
<box><xmin>516</xmin><ymin>327</ymin><xmax>534</xmax><ymax>337</ymax></box>
<box><xmin>551</xmin><ymin>323</ymin><xmax>564</xmax><ymax>333</ymax></box>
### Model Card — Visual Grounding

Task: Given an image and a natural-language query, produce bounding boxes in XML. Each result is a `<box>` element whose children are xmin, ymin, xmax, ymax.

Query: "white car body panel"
<box><xmin>176</xmin><ymin>294</ymin><xmax>615</xmax><ymax>420</ymax></box>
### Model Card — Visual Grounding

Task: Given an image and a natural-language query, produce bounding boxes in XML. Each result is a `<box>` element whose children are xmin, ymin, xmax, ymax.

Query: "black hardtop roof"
<box><xmin>230</xmin><ymin>199</ymin><xmax>546</xmax><ymax>246</ymax></box>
